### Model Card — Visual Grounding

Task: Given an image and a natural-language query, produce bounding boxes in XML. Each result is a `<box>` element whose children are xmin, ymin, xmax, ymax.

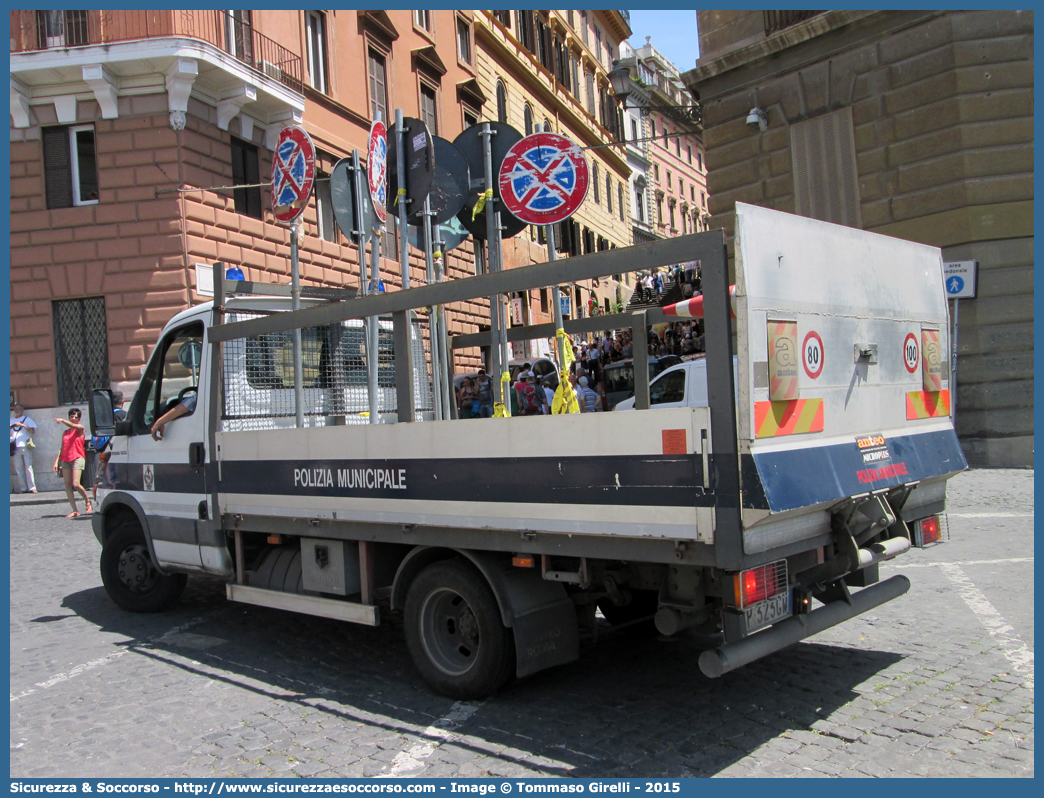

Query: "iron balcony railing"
<box><xmin>12</xmin><ymin>10</ymin><xmax>303</xmax><ymax>94</ymax></box>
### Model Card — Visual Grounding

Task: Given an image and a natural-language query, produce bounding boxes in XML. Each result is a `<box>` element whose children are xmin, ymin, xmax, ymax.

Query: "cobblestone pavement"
<box><xmin>10</xmin><ymin>469</ymin><xmax>1033</xmax><ymax>778</ymax></box>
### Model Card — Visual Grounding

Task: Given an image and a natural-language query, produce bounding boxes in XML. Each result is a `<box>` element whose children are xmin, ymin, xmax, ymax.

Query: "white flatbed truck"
<box><xmin>90</xmin><ymin>204</ymin><xmax>965</xmax><ymax>698</ymax></box>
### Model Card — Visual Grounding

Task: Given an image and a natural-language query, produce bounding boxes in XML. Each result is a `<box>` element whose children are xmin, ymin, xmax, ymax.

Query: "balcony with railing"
<box><xmin>12</xmin><ymin>10</ymin><xmax>302</xmax><ymax>94</ymax></box>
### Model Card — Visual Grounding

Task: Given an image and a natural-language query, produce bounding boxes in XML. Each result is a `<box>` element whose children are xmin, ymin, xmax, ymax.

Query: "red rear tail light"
<box><xmin>914</xmin><ymin>515</ymin><xmax>946</xmax><ymax>547</ymax></box>
<box><xmin>734</xmin><ymin>560</ymin><xmax>788</xmax><ymax>608</ymax></box>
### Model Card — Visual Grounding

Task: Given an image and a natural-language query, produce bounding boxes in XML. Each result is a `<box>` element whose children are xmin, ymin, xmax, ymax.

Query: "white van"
<box><xmin>613</xmin><ymin>355</ymin><xmax>738</xmax><ymax>411</ymax></box>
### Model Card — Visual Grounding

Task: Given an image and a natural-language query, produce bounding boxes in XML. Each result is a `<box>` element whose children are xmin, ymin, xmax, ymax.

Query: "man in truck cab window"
<box><xmin>150</xmin><ymin>392</ymin><xmax>196</xmax><ymax>440</ymax></box>
<box><xmin>138</xmin><ymin>323</ymin><xmax>204</xmax><ymax>440</ymax></box>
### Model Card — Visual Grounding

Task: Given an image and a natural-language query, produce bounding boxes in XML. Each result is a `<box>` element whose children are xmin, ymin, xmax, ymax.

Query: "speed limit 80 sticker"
<box><xmin>802</xmin><ymin>331</ymin><xmax>824</xmax><ymax>379</ymax></box>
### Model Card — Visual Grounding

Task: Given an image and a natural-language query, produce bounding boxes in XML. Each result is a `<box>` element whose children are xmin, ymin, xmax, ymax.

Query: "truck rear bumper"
<box><xmin>699</xmin><ymin>574</ymin><xmax>910</xmax><ymax>678</ymax></box>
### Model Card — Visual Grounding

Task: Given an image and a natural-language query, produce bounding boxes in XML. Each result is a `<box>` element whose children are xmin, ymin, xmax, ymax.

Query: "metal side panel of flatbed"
<box><xmin>216</xmin><ymin>406</ymin><xmax>718</xmax><ymax>543</ymax></box>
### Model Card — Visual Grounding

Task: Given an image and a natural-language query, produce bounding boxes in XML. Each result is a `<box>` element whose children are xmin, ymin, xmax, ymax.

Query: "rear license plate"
<box><xmin>744</xmin><ymin>591</ymin><xmax>792</xmax><ymax>633</ymax></box>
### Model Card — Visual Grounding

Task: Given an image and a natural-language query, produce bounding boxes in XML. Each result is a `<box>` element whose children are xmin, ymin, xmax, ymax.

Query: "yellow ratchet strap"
<box><xmin>492</xmin><ymin>371</ymin><xmax>512</xmax><ymax>417</ymax></box>
<box><xmin>552</xmin><ymin>378</ymin><xmax>579</xmax><ymax>415</ymax></box>
<box><xmin>472</xmin><ymin>188</ymin><xmax>494</xmax><ymax>220</ymax></box>
<box><xmin>555</xmin><ymin>328</ymin><xmax>576</xmax><ymax>369</ymax></box>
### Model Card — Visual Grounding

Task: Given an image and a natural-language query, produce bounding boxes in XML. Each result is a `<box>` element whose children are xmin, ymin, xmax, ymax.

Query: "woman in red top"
<box><xmin>53</xmin><ymin>407</ymin><xmax>91</xmax><ymax>517</ymax></box>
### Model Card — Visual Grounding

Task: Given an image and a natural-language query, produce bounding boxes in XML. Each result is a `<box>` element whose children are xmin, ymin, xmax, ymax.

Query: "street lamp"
<box><xmin>607</xmin><ymin>62</ymin><xmax>701</xmax><ymax>127</ymax></box>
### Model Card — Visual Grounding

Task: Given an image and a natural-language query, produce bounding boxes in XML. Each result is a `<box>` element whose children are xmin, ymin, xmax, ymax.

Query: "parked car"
<box><xmin>614</xmin><ymin>355</ymin><xmax>738</xmax><ymax>411</ymax></box>
<box><xmin>601</xmin><ymin>355</ymin><xmax>682</xmax><ymax>410</ymax></box>
<box><xmin>508</xmin><ymin>357</ymin><xmax>559</xmax><ymax>389</ymax></box>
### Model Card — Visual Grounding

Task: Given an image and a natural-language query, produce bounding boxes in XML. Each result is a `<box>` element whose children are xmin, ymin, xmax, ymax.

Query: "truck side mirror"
<box><xmin>89</xmin><ymin>389</ymin><xmax>115</xmax><ymax>437</ymax></box>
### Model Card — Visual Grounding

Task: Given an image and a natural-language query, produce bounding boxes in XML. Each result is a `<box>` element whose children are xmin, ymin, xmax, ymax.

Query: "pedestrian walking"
<box><xmin>10</xmin><ymin>403</ymin><xmax>37</xmax><ymax>494</ymax></box>
<box><xmin>541</xmin><ymin>376</ymin><xmax>556</xmax><ymax>414</ymax></box>
<box><xmin>457</xmin><ymin>377</ymin><xmax>477</xmax><ymax>419</ymax></box>
<box><xmin>518</xmin><ymin>372</ymin><xmax>545</xmax><ymax>416</ymax></box>
<box><xmin>577</xmin><ymin>376</ymin><xmax>600</xmax><ymax>413</ymax></box>
<box><xmin>475</xmin><ymin>369</ymin><xmax>495</xmax><ymax>418</ymax></box>
<box><xmin>53</xmin><ymin>407</ymin><xmax>91</xmax><ymax>517</ymax></box>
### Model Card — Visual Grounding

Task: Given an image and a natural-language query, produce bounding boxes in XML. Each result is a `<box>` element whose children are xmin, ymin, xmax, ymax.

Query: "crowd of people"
<box><xmin>454</xmin><ymin>316</ymin><xmax>705</xmax><ymax>418</ymax></box>
<box><xmin>633</xmin><ymin>262</ymin><xmax>702</xmax><ymax>304</ymax></box>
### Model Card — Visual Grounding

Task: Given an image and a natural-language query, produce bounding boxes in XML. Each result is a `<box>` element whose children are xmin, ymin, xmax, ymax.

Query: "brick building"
<box><xmin>10</xmin><ymin>10</ymin><xmax>493</xmax><ymax>416</ymax></box>
<box><xmin>684</xmin><ymin>10</ymin><xmax>1033</xmax><ymax>467</ymax></box>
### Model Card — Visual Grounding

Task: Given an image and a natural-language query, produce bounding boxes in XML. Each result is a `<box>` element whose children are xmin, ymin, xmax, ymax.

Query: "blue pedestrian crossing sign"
<box><xmin>943</xmin><ymin>260</ymin><xmax>977</xmax><ymax>299</ymax></box>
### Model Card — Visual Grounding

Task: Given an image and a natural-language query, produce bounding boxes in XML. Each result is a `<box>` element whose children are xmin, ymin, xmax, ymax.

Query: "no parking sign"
<box><xmin>367</xmin><ymin>120</ymin><xmax>388</xmax><ymax>224</ymax></box>
<box><xmin>272</xmin><ymin>126</ymin><xmax>316</xmax><ymax>224</ymax></box>
<box><xmin>498</xmin><ymin>133</ymin><xmax>589</xmax><ymax>225</ymax></box>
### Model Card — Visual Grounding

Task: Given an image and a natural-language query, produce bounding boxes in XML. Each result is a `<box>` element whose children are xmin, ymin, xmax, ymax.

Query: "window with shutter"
<box><xmin>456</xmin><ymin>17</ymin><xmax>472</xmax><ymax>65</ymax></box>
<box><xmin>306</xmin><ymin>11</ymin><xmax>328</xmax><ymax>93</ymax></box>
<box><xmin>606</xmin><ymin>175</ymin><xmax>612</xmax><ymax>214</ymax></box>
<box><xmin>517</xmin><ymin>11</ymin><xmax>537</xmax><ymax>56</ymax></box>
<box><xmin>231</xmin><ymin>137</ymin><xmax>262</xmax><ymax>219</ymax></box>
<box><xmin>315</xmin><ymin>168</ymin><xmax>336</xmax><ymax>243</ymax></box>
<box><xmin>368</xmin><ymin>48</ymin><xmax>389</xmax><ymax>124</ymax></box>
<box><xmin>43</xmin><ymin>124</ymin><xmax>98</xmax><ymax>209</ymax></box>
<box><xmin>420</xmin><ymin>84</ymin><xmax>438</xmax><ymax>136</ymax></box>
<box><xmin>790</xmin><ymin>108</ymin><xmax>862</xmax><ymax>228</ymax></box>
<box><xmin>496</xmin><ymin>81</ymin><xmax>507</xmax><ymax>124</ymax></box>
<box><xmin>42</xmin><ymin>127</ymin><xmax>72</xmax><ymax>209</ymax></box>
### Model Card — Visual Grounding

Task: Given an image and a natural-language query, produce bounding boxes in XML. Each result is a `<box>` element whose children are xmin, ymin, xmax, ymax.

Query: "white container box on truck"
<box><xmin>90</xmin><ymin>204</ymin><xmax>965</xmax><ymax>698</ymax></box>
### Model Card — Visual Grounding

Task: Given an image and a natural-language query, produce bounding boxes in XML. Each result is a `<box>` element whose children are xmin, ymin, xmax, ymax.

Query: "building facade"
<box><xmin>476</xmin><ymin>10</ymin><xmax>633</xmax><ymax>333</ymax></box>
<box><xmin>684</xmin><ymin>10</ymin><xmax>1033</xmax><ymax>467</ymax></box>
<box><xmin>627</xmin><ymin>40</ymin><xmax>707</xmax><ymax>243</ymax></box>
<box><xmin>10</xmin><ymin>10</ymin><xmax>492</xmax><ymax>415</ymax></box>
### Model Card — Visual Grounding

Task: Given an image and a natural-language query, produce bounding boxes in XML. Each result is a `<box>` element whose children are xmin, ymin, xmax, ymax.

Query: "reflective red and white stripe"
<box><xmin>662</xmin><ymin>285</ymin><xmax>737</xmax><ymax>319</ymax></box>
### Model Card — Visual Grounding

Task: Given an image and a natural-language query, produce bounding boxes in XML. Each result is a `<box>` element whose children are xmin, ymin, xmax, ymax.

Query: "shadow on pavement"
<box><xmin>61</xmin><ymin>577</ymin><xmax>902</xmax><ymax>777</ymax></box>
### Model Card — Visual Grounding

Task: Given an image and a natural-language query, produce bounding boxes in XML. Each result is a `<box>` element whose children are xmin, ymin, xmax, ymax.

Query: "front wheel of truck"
<box><xmin>404</xmin><ymin>559</ymin><xmax>515</xmax><ymax>700</ymax></box>
<box><xmin>100</xmin><ymin>521</ymin><xmax>187</xmax><ymax>612</ymax></box>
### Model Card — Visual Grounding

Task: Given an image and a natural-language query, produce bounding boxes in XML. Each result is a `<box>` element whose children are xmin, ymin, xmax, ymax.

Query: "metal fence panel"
<box><xmin>221</xmin><ymin>311</ymin><xmax>433</xmax><ymax>432</ymax></box>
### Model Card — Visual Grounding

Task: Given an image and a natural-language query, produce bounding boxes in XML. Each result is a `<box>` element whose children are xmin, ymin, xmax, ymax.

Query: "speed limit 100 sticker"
<box><xmin>903</xmin><ymin>332</ymin><xmax>919</xmax><ymax>373</ymax></box>
<box><xmin>802</xmin><ymin>331</ymin><xmax>824</xmax><ymax>379</ymax></box>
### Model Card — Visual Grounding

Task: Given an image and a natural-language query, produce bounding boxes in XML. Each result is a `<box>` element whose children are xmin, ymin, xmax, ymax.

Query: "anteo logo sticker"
<box><xmin>856</xmin><ymin>434</ymin><xmax>891</xmax><ymax>465</ymax></box>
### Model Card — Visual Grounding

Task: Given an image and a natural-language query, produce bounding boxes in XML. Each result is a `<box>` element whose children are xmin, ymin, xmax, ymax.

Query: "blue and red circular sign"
<box><xmin>367</xmin><ymin>120</ymin><xmax>388</xmax><ymax>224</ymax></box>
<box><xmin>272</xmin><ymin>125</ymin><xmax>316</xmax><ymax>224</ymax></box>
<box><xmin>498</xmin><ymin>133</ymin><xmax>589</xmax><ymax>225</ymax></box>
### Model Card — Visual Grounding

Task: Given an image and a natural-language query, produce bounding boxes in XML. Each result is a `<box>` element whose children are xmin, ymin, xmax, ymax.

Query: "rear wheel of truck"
<box><xmin>100</xmin><ymin>521</ymin><xmax>187</xmax><ymax>613</ymax></box>
<box><xmin>404</xmin><ymin>559</ymin><xmax>514</xmax><ymax>700</ymax></box>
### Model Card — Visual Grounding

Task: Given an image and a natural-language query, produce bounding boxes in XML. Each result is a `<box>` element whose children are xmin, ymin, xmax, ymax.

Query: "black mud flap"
<box><xmin>463</xmin><ymin>550</ymin><xmax>580</xmax><ymax>678</ymax></box>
